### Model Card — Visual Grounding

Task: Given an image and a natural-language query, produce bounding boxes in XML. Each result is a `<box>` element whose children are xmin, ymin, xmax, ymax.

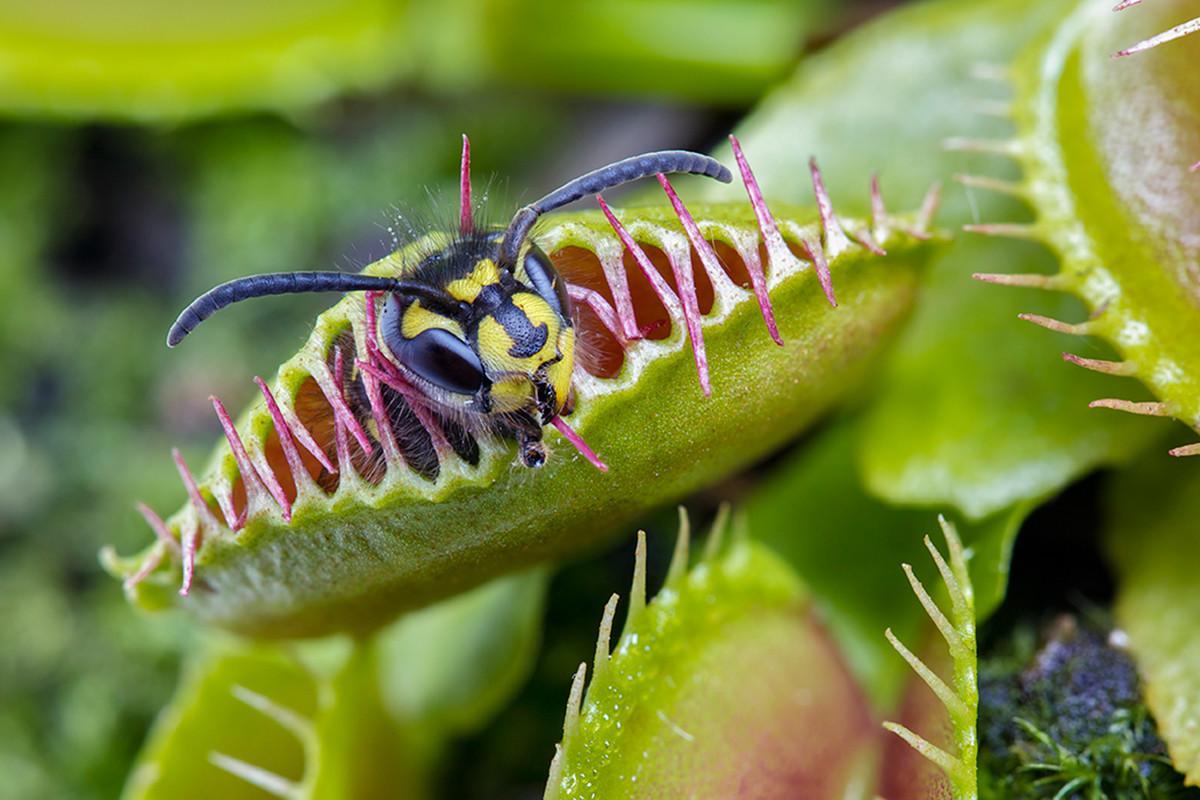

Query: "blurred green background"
<box><xmin>0</xmin><ymin>1</ymin><xmax>881</xmax><ymax>797</ymax></box>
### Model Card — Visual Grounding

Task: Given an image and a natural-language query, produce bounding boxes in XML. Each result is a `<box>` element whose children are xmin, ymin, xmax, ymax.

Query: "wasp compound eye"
<box><xmin>523</xmin><ymin>247</ymin><xmax>572</xmax><ymax>320</ymax></box>
<box><xmin>399</xmin><ymin>328</ymin><xmax>487</xmax><ymax>395</ymax></box>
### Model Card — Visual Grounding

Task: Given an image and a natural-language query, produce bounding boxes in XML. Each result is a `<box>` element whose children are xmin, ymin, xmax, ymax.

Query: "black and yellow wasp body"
<box><xmin>167</xmin><ymin>145</ymin><xmax>731</xmax><ymax>468</ymax></box>
<box><xmin>376</xmin><ymin>231</ymin><xmax>574</xmax><ymax>466</ymax></box>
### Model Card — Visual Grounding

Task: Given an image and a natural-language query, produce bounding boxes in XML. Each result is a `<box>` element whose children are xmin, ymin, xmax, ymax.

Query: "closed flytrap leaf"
<box><xmin>957</xmin><ymin>0</ymin><xmax>1200</xmax><ymax>459</ymax></box>
<box><xmin>544</xmin><ymin>511</ymin><xmax>877</xmax><ymax>800</ymax></box>
<box><xmin>123</xmin><ymin>570</ymin><xmax>545</xmax><ymax>800</ymax></box>
<box><xmin>1107</xmin><ymin>452</ymin><xmax>1200</xmax><ymax>786</ymax></box>
<box><xmin>105</xmin><ymin>137</ymin><xmax>942</xmax><ymax>637</ymax></box>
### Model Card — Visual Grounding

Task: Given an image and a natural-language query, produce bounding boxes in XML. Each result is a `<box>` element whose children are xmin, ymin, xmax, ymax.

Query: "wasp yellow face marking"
<box><xmin>401</xmin><ymin>300</ymin><xmax>464</xmax><ymax>341</ymax></box>
<box><xmin>546</xmin><ymin>327</ymin><xmax>575</xmax><ymax>412</ymax></box>
<box><xmin>445</xmin><ymin>258</ymin><xmax>500</xmax><ymax>303</ymax></box>
<box><xmin>477</xmin><ymin>316</ymin><xmax>527</xmax><ymax>373</ymax></box>
<box><xmin>488</xmin><ymin>373</ymin><xmax>535</xmax><ymax>413</ymax></box>
<box><xmin>510</xmin><ymin>293</ymin><xmax>562</xmax><ymax>363</ymax></box>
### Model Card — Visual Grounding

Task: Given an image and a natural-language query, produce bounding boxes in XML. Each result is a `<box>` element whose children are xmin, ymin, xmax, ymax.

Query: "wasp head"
<box><xmin>379</xmin><ymin>233</ymin><xmax>574</xmax><ymax>465</ymax></box>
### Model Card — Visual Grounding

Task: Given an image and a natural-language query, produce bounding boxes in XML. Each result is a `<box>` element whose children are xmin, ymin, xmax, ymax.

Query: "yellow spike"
<box><xmin>962</xmin><ymin>222</ymin><xmax>1040</xmax><ymax>239</ymax></box>
<box><xmin>902</xmin><ymin>564</ymin><xmax>963</xmax><ymax>658</ymax></box>
<box><xmin>230</xmin><ymin>685</ymin><xmax>313</xmax><ymax>742</ymax></box>
<box><xmin>544</xmin><ymin>745</ymin><xmax>565</xmax><ymax>800</ymax></box>
<box><xmin>882</xmin><ymin>723</ymin><xmax>959</xmax><ymax>774</ymax></box>
<box><xmin>704</xmin><ymin>502</ymin><xmax>732</xmax><ymax>561</ymax></box>
<box><xmin>1062</xmin><ymin>352</ymin><xmax>1137</xmax><ymax>376</ymax></box>
<box><xmin>1169</xmin><ymin>442</ymin><xmax>1200</xmax><ymax>457</ymax></box>
<box><xmin>209</xmin><ymin>753</ymin><xmax>299</xmax><ymax>799</ymax></box>
<box><xmin>954</xmin><ymin>173</ymin><xmax>1024</xmax><ymax>197</ymax></box>
<box><xmin>885</xmin><ymin>629</ymin><xmax>969</xmax><ymax>720</ymax></box>
<box><xmin>667</xmin><ymin>506</ymin><xmax>692</xmax><ymax>585</ymax></box>
<box><xmin>973</xmin><ymin>271</ymin><xmax>1059</xmax><ymax>290</ymax></box>
<box><xmin>593</xmin><ymin>594</ymin><xmax>620</xmax><ymax>681</ymax></box>
<box><xmin>1089</xmin><ymin>398</ymin><xmax>1173</xmax><ymax>417</ymax></box>
<box><xmin>563</xmin><ymin>662</ymin><xmax>587</xmax><ymax>743</ymax></box>
<box><xmin>922</xmin><ymin>536</ymin><xmax>968</xmax><ymax>626</ymax></box>
<box><xmin>943</xmin><ymin>137</ymin><xmax>1022</xmax><ymax>157</ymax></box>
<box><xmin>627</xmin><ymin>531</ymin><xmax>647</xmax><ymax>629</ymax></box>
<box><xmin>966</xmin><ymin>99</ymin><xmax>1014</xmax><ymax>118</ymax></box>
<box><xmin>914</xmin><ymin>182</ymin><xmax>942</xmax><ymax>236</ymax></box>
<box><xmin>1018</xmin><ymin>312</ymin><xmax>1093</xmax><ymax>336</ymax></box>
<box><xmin>1115</xmin><ymin>15</ymin><xmax>1200</xmax><ymax>57</ymax></box>
<box><xmin>937</xmin><ymin>516</ymin><xmax>972</xmax><ymax>606</ymax></box>
<box><xmin>731</xmin><ymin>508</ymin><xmax>751</xmax><ymax>542</ymax></box>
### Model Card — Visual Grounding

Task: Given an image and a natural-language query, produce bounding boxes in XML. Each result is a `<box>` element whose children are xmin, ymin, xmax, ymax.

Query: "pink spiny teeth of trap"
<box><xmin>178</xmin><ymin>518</ymin><xmax>199</xmax><ymax>596</ymax></box>
<box><xmin>311</xmin><ymin>353</ymin><xmax>374</xmax><ymax>461</ymax></box>
<box><xmin>123</xmin><ymin>548</ymin><xmax>163</xmax><ymax>591</ymax></box>
<box><xmin>136</xmin><ymin>501</ymin><xmax>181</xmax><ymax>555</ymax></box>
<box><xmin>805</xmin><ymin>158</ymin><xmax>841</xmax><ymax>307</ymax></box>
<box><xmin>567</xmin><ymin>283</ymin><xmax>627</xmax><ymax>343</ymax></box>
<box><xmin>728</xmin><ymin>135</ymin><xmax>784</xmax><ymax>344</ymax></box>
<box><xmin>360</xmin><ymin>368</ymin><xmax>401</xmax><ymax>463</ymax></box>
<box><xmin>360</xmin><ymin>292</ymin><xmax>452</xmax><ymax>457</ymax></box>
<box><xmin>596</xmin><ymin>195</ymin><xmax>677</xmax><ymax>312</ymax></box>
<box><xmin>1115</xmin><ymin>14</ymin><xmax>1200</xmax><ymax>56</ymax></box>
<box><xmin>254</xmin><ymin>376</ymin><xmax>323</xmax><ymax>491</ymax></box>
<box><xmin>550</xmin><ymin>415</ymin><xmax>608</xmax><ymax>472</ymax></box>
<box><xmin>212</xmin><ymin>395</ymin><xmax>290</xmax><ymax>522</ymax></box>
<box><xmin>265</xmin><ymin>381</ymin><xmax>336</xmax><ymax>475</ymax></box>
<box><xmin>655</xmin><ymin>174</ymin><xmax>713</xmax><ymax>397</ymax></box>
<box><xmin>460</xmin><ymin>134</ymin><xmax>473</xmax><ymax>234</ymax></box>
<box><xmin>172</xmin><ymin>447</ymin><xmax>222</xmax><ymax>530</ymax></box>
<box><xmin>355</xmin><ymin>358</ymin><xmax>453</xmax><ymax>457</ymax></box>
<box><xmin>852</xmin><ymin>175</ymin><xmax>888</xmax><ymax>256</ymax></box>
<box><xmin>126</xmin><ymin>502</ymin><xmax>180</xmax><ymax>590</ymax></box>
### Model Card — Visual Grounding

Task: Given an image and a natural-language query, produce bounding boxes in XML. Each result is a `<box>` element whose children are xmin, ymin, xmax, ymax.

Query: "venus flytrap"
<box><xmin>960</xmin><ymin>0</ymin><xmax>1200</xmax><ymax>458</ymax></box>
<box><xmin>545</xmin><ymin>511</ymin><xmax>876</xmax><ymax>800</ymax></box>
<box><xmin>104</xmin><ymin>140</ymin><xmax>941</xmax><ymax>639</ymax></box>
<box><xmin>123</xmin><ymin>570</ymin><xmax>545</xmax><ymax>799</ymax></box>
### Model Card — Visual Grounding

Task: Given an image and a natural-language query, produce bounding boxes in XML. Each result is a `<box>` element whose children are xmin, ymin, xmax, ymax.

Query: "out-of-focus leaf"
<box><xmin>0</xmin><ymin>0</ymin><xmax>824</xmax><ymax>121</ymax></box>
<box><xmin>546</xmin><ymin>525</ymin><xmax>876</xmax><ymax>800</ymax></box>
<box><xmin>376</xmin><ymin>569</ymin><xmax>547</xmax><ymax>739</ymax></box>
<box><xmin>0</xmin><ymin>1</ymin><xmax>414</xmax><ymax>122</ymax></box>
<box><xmin>747</xmin><ymin>421</ymin><xmax>1026</xmax><ymax>711</ymax></box>
<box><xmin>478</xmin><ymin>0</ymin><xmax>823</xmax><ymax>104</ymax></box>
<box><xmin>125</xmin><ymin>570</ymin><xmax>546</xmax><ymax>798</ymax></box>
<box><xmin>701</xmin><ymin>0</ymin><xmax>1154</xmax><ymax>520</ymax></box>
<box><xmin>1107</xmin><ymin>453</ymin><xmax>1200</xmax><ymax>785</ymax></box>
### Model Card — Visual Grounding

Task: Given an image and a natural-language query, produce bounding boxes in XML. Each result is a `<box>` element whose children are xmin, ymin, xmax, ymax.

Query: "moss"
<box><xmin>978</xmin><ymin>616</ymin><xmax>1196</xmax><ymax>799</ymax></box>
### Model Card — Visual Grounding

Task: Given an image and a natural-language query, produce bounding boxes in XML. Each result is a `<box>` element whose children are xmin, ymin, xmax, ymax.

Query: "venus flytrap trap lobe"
<box><xmin>106</xmin><ymin>134</ymin><xmax>941</xmax><ymax>637</ymax></box>
<box><xmin>949</xmin><ymin>0</ymin><xmax>1200</xmax><ymax>460</ymax></box>
<box><xmin>125</xmin><ymin>572</ymin><xmax>545</xmax><ymax>799</ymax></box>
<box><xmin>546</xmin><ymin>510</ymin><xmax>876</xmax><ymax>800</ymax></box>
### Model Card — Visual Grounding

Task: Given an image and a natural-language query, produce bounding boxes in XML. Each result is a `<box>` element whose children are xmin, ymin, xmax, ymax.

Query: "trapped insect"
<box><xmin>168</xmin><ymin>140</ymin><xmax>732</xmax><ymax>469</ymax></box>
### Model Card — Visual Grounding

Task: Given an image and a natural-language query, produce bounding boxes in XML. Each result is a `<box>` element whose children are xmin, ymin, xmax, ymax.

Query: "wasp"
<box><xmin>168</xmin><ymin>144</ymin><xmax>732</xmax><ymax>469</ymax></box>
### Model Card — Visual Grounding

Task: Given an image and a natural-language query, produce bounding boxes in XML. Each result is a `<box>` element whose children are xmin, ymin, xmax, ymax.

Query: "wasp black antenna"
<box><xmin>498</xmin><ymin>150</ymin><xmax>732</xmax><ymax>268</ymax></box>
<box><xmin>167</xmin><ymin>272</ymin><xmax>461</xmax><ymax>347</ymax></box>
